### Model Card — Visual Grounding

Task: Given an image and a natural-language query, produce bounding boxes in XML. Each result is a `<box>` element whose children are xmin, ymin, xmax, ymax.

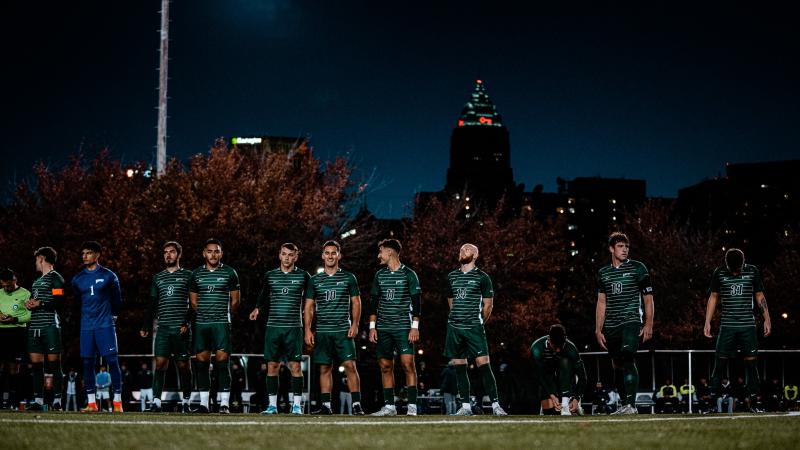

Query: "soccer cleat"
<box><xmin>492</xmin><ymin>404</ymin><xmax>508</xmax><ymax>416</ymax></box>
<box><xmin>453</xmin><ymin>406</ymin><xmax>473</xmax><ymax>416</ymax></box>
<box><xmin>311</xmin><ymin>405</ymin><xmax>333</xmax><ymax>415</ymax></box>
<box><xmin>113</xmin><ymin>401</ymin><xmax>124</xmax><ymax>413</ymax></box>
<box><xmin>406</xmin><ymin>404</ymin><xmax>417</xmax><ymax>416</ymax></box>
<box><xmin>27</xmin><ymin>403</ymin><xmax>43</xmax><ymax>412</ymax></box>
<box><xmin>261</xmin><ymin>405</ymin><xmax>278</xmax><ymax>415</ymax></box>
<box><xmin>371</xmin><ymin>405</ymin><xmax>397</xmax><ymax>416</ymax></box>
<box><xmin>51</xmin><ymin>401</ymin><xmax>63</xmax><ymax>412</ymax></box>
<box><xmin>352</xmin><ymin>403</ymin><xmax>365</xmax><ymax>415</ymax></box>
<box><xmin>749</xmin><ymin>407</ymin><xmax>765</xmax><ymax>413</ymax></box>
<box><xmin>181</xmin><ymin>403</ymin><xmax>192</xmax><ymax>414</ymax></box>
<box><xmin>192</xmin><ymin>405</ymin><xmax>210</xmax><ymax>414</ymax></box>
<box><xmin>611</xmin><ymin>404</ymin><xmax>637</xmax><ymax>415</ymax></box>
<box><xmin>147</xmin><ymin>403</ymin><xmax>162</xmax><ymax>413</ymax></box>
<box><xmin>219</xmin><ymin>405</ymin><xmax>230</xmax><ymax>414</ymax></box>
<box><xmin>81</xmin><ymin>402</ymin><xmax>99</xmax><ymax>413</ymax></box>
<box><xmin>560</xmin><ymin>407</ymin><xmax>571</xmax><ymax>416</ymax></box>
<box><xmin>291</xmin><ymin>404</ymin><xmax>303</xmax><ymax>415</ymax></box>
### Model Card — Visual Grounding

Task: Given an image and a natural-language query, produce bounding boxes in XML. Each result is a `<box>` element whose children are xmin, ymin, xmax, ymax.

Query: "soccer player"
<box><xmin>704</xmin><ymin>248</ymin><xmax>771</xmax><ymax>412</ymax></box>
<box><xmin>0</xmin><ymin>269</ymin><xmax>31</xmax><ymax>409</ymax></box>
<box><xmin>304</xmin><ymin>240</ymin><xmax>364</xmax><ymax>415</ymax></box>
<box><xmin>25</xmin><ymin>247</ymin><xmax>66</xmax><ymax>411</ymax></box>
<box><xmin>189</xmin><ymin>238</ymin><xmax>240</xmax><ymax>414</ymax></box>
<box><xmin>71</xmin><ymin>241</ymin><xmax>124</xmax><ymax>412</ymax></box>
<box><xmin>140</xmin><ymin>241</ymin><xmax>193</xmax><ymax>413</ymax></box>
<box><xmin>595</xmin><ymin>232</ymin><xmax>654</xmax><ymax>415</ymax></box>
<box><xmin>445</xmin><ymin>243</ymin><xmax>507</xmax><ymax>416</ymax></box>
<box><xmin>531</xmin><ymin>324</ymin><xmax>587</xmax><ymax>415</ymax></box>
<box><xmin>368</xmin><ymin>239</ymin><xmax>422</xmax><ymax>416</ymax></box>
<box><xmin>249</xmin><ymin>243</ymin><xmax>309</xmax><ymax>415</ymax></box>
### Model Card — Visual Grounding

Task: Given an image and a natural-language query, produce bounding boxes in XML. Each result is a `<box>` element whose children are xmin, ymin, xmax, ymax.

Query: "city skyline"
<box><xmin>2</xmin><ymin>1</ymin><xmax>798</xmax><ymax>218</ymax></box>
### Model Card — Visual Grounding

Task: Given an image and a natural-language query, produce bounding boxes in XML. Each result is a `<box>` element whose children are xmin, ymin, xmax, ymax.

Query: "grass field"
<box><xmin>3</xmin><ymin>411</ymin><xmax>799</xmax><ymax>449</ymax></box>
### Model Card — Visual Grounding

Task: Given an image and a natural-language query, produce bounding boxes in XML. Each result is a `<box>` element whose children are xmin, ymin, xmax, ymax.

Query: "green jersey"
<box><xmin>256</xmin><ymin>266</ymin><xmax>310</xmax><ymax>328</ymax></box>
<box><xmin>530</xmin><ymin>335</ymin><xmax>587</xmax><ymax>397</ymax></box>
<box><xmin>371</xmin><ymin>264</ymin><xmax>421</xmax><ymax>330</ymax></box>
<box><xmin>0</xmin><ymin>286</ymin><xmax>31</xmax><ymax>329</ymax></box>
<box><xmin>709</xmin><ymin>264</ymin><xmax>764</xmax><ymax>328</ymax></box>
<box><xmin>305</xmin><ymin>269</ymin><xmax>360</xmax><ymax>333</ymax></box>
<box><xmin>144</xmin><ymin>268</ymin><xmax>192</xmax><ymax>331</ymax></box>
<box><xmin>29</xmin><ymin>271</ymin><xmax>65</xmax><ymax>329</ymax></box>
<box><xmin>597</xmin><ymin>259</ymin><xmax>653</xmax><ymax>328</ymax></box>
<box><xmin>189</xmin><ymin>264</ymin><xmax>240</xmax><ymax>324</ymax></box>
<box><xmin>446</xmin><ymin>267</ymin><xmax>493</xmax><ymax>330</ymax></box>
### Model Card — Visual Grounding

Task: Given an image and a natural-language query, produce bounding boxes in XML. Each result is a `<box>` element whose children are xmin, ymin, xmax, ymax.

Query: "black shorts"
<box><xmin>0</xmin><ymin>327</ymin><xmax>27</xmax><ymax>361</ymax></box>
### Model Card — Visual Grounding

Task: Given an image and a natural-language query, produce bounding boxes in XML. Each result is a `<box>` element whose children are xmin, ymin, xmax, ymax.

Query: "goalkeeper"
<box><xmin>531</xmin><ymin>324</ymin><xmax>587</xmax><ymax>415</ymax></box>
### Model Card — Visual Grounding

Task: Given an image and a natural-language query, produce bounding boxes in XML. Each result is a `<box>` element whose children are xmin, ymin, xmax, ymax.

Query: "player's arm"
<box><xmin>481</xmin><ymin>297</ymin><xmax>494</xmax><ymax>322</ymax></box>
<box><xmin>756</xmin><ymin>291</ymin><xmax>770</xmax><ymax>337</ymax></box>
<box><xmin>595</xmin><ymin>292</ymin><xmax>607</xmax><ymax>350</ymax></box>
<box><xmin>250</xmin><ymin>275</ymin><xmax>270</xmax><ymax>321</ymax></box>
<box><xmin>109</xmin><ymin>272</ymin><xmax>123</xmax><ymax>315</ymax></box>
<box><xmin>303</xmin><ymin>298</ymin><xmax>315</xmax><ymax>345</ymax></box>
<box><xmin>368</xmin><ymin>274</ymin><xmax>380</xmax><ymax>343</ymax></box>
<box><xmin>228</xmin><ymin>268</ymin><xmax>241</xmax><ymax>315</ymax></box>
<box><xmin>349</xmin><ymin>295</ymin><xmax>361</xmax><ymax>338</ymax></box>
<box><xmin>703</xmin><ymin>292</ymin><xmax>718</xmax><ymax>338</ymax></box>
<box><xmin>531</xmin><ymin>345</ymin><xmax>560</xmax><ymax>409</ymax></box>
<box><xmin>641</xmin><ymin>293</ymin><xmax>654</xmax><ymax>342</ymax></box>
<box><xmin>230</xmin><ymin>290</ymin><xmax>241</xmax><ymax>315</ymax></box>
<box><xmin>408</xmin><ymin>292</ymin><xmax>421</xmax><ymax>343</ymax></box>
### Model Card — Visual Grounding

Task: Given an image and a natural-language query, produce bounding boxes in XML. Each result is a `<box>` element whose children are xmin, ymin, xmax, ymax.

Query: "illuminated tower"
<box><xmin>445</xmin><ymin>80</ymin><xmax>515</xmax><ymax>204</ymax></box>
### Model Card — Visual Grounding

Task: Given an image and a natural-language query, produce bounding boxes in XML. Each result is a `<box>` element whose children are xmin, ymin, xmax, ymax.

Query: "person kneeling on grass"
<box><xmin>531</xmin><ymin>324</ymin><xmax>587</xmax><ymax>415</ymax></box>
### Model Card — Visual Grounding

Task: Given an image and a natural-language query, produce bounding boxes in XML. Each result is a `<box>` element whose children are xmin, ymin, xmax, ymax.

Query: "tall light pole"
<box><xmin>156</xmin><ymin>0</ymin><xmax>170</xmax><ymax>176</ymax></box>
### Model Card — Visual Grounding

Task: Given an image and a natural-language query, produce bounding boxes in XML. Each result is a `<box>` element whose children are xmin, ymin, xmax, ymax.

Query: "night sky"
<box><xmin>3</xmin><ymin>1</ymin><xmax>798</xmax><ymax>218</ymax></box>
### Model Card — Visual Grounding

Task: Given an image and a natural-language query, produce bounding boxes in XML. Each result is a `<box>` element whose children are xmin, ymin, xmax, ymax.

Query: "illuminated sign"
<box><xmin>231</xmin><ymin>137</ymin><xmax>262</xmax><ymax>145</ymax></box>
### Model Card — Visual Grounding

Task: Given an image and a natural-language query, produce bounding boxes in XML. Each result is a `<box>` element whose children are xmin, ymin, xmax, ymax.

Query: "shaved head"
<box><xmin>459</xmin><ymin>243</ymin><xmax>479</xmax><ymax>264</ymax></box>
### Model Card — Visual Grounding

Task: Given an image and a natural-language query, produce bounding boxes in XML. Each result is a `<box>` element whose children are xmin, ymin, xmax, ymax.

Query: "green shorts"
<box><xmin>194</xmin><ymin>322</ymin><xmax>231</xmax><ymax>354</ymax></box>
<box><xmin>264</xmin><ymin>327</ymin><xmax>303</xmax><ymax>362</ymax></box>
<box><xmin>444</xmin><ymin>324</ymin><xmax>489</xmax><ymax>359</ymax></box>
<box><xmin>603</xmin><ymin>323</ymin><xmax>641</xmax><ymax>358</ymax></box>
<box><xmin>154</xmin><ymin>326</ymin><xmax>192</xmax><ymax>360</ymax></box>
<box><xmin>376</xmin><ymin>328</ymin><xmax>414</xmax><ymax>360</ymax></box>
<box><xmin>27</xmin><ymin>325</ymin><xmax>62</xmax><ymax>354</ymax></box>
<box><xmin>313</xmin><ymin>331</ymin><xmax>356</xmax><ymax>365</ymax></box>
<box><xmin>716</xmin><ymin>326</ymin><xmax>758</xmax><ymax>357</ymax></box>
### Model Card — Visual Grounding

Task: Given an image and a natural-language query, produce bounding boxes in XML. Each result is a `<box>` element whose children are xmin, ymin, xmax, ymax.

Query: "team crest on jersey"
<box><xmin>95</xmin><ymin>279</ymin><xmax>103</xmax><ymax>284</ymax></box>
<box><xmin>292</xmin><ymin>280</ymin><xmax>301</xmax><ymax>284</ymax></box>
<box><xmin>396</xmin><ymin>280</ymin><xmax>403</xmax><ymax>284</ymax></box>
<box><xmin>337</xmin><ymin>281</ymin><xmax>345</xmax><ymax>285</ymax></box>
<box><xmin>217</xmin><ymin>277</ymin><xmax>225</xmax><ymax>281</ymax></box>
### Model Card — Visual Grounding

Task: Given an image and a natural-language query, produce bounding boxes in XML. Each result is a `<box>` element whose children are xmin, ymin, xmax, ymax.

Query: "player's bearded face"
<box><xmin>204</xmin><ymin>245</ymin><xmax>222</xmax><ymax>266</ymax></box>
<box><xmin>164</xmin><ymin>247</ymin><xmax>179</xmax><ymax>266</ymax></box>
<box><xmin>459</xmin><ymin>246</ymin><xmax>477</xmax><ymax>264</ymax></box>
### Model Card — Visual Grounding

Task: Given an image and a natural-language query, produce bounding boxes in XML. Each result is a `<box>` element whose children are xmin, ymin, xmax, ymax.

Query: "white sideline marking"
<box><xmin>0</xmin><ymin>414</ymin><xmax>791</xmax><ymax>427</ymax></box>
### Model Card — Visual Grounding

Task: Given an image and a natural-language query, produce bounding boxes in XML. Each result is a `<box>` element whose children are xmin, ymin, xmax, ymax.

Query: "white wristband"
<box><xmin>411</xmin><ymin>320</ymin><xmax>419</xmax><ymax>329</ymax></box>
<box><xmin>369</xmin><ymin>321</ymin><xmax>376</xmax><ymax>329</ymax></box>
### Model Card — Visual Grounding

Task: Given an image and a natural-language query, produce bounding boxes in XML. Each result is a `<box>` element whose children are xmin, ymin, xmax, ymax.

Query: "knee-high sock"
<box><xmin>613</xmin><ymin>367</ymin><xmax>625</xmax><ymax>403</ymax></box>
<box><xmin>291</xmin><ymin>376</ymin><xmax>303</xmax><ymax>398</ymax></box>
<box><xmin>383</xmin><ymin>388</ymin><xmax>394</xmax><ymax>405</ymax></box>
<box><xmin>478</xmin><ymin>364</ymin><xmax>499</xmax><ymax>403</ymax></box>
<box><xmin>45</xmin><ymin>360</ymin><xmax>63</xmax><ymax>400</ymax></box>
<box><xmin>153</xmin><ymin>369</ymin><xmax>167</xmax><ymax>399</ymax></box>
<box><xmin>266</xmin><ymin>375</ymin><xmax>279</xmax><ymax>396</ymax></box>
<box><xmin>196</xmin><ymin>360</ymin><xmax>210</xmax><ymax>391</ymax></box>
<box><xmin>82</xmin><ymin>358</ymin><xmax>96</xmax><ymax>394</ymax></box>
<box><xmin>32</xmin><ymin>363</ymin><xmax>44</xmax><ymax>399</ymax></box>
<box><xmin>407</xmin><ymin>386</ymin><xmax>417</xmax><ymax>404</ymax></box>
<box><xmin>744</xmin><ymin>359</ymin><xmax>760</xmax><ymax>397</ymax></box>
<box><xmin>455</xmin><ymin>364</ymin><xmax>470</xmax><ymax>404</ymax></box>
<box><xmin>623</xmin><ymin>360</ymin><xmax>639</xmax><ymax>407</ymax></box>
<box><xmin>178</xmin><ymin>366</ymin><xmax>192</xmax><ymax>400</ymax></box>
<box><xmin>216</xmin><ymin>360</ymin><xmax>231</xmax><ymax>392</ymax></box>
<box><xmin>710</xmin><ymin>357</ymin><xmax>729</xmax><ymax>396</ymax></box>
<box><xmin>106</xmin><ymin>355</ymin><xmax>122</xmax><ymax>394</ymax></box>
<box><xmin>557</xmin><ymin>357</ymin><xmax>574</xmax><ymax>397</ymax></box>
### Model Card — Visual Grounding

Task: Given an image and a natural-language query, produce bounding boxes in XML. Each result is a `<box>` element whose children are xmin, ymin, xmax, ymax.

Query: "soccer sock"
<box><xmin>153</xmin><ymin>369</ymin><xmax>167</xmax><ymax>400</ymax></box>
<box><xmin>613</xmin><ymin>367</ymin><xmax>625</xmax><ymax>403</ymax></box>
<box><xmin>82</xmin><ymin>358</ymin><xmax>97</xmax><ymax>396</ymax></box>
<box><xmin>106</xmin><ymin>355</ymin><xmax>122</xmax><ymax>394</ymax></box>
<box><xmin>114</xmin><ymin>393</ymin><xmax>121</xmax><ymax>403</ymax></box>
<box><xmin>216</xmin><ymin>359</ymin><xmax>231</xmax><ymax>393</ymax></box>
<box><xmin>266</xmin><ymin>375</ymin><xmax>279</xmax><ymax>401</ymax></box>
<box><xmin>321</xmin><ymin>392</ymin><xmax>332</xmax><ymax>408</ymax></box>
<box><xmin>407</xmin><ymin>386</ymin><xmax>417</xmax><ymax>405</ymax></box>
<box><xmin>88</xmin><ymin>393</ymin><xmax>96</xmax><ymax>405</ymax></box>
<box><xmin>383</xmin><ymin>388</ymin><xmax>394</xmax><ymax>406</ymax></box>
<box><xmin>31</xmin><ymin>362</ymin><xmax>44</xmax><ymax>399</ymax></box>
<box><xmin>291</xmin><ymin>376</ymin><xmax>303</xmax><ymax>405</ymax></box>
<box><xmin>178</xmin><ymin>366</ymin><xmax>192</xmax><ymax>400</ymax></box>
<box><xmin>478</xmin><ymin>363</ymin><xmax>499</xmax><ymax>403</ymax></box>
<box><xmin>46</xmin><ymin>360</ymin><xmax>63</xmax><ymax>401</ymax></box>
<box><xmin>455</xmin><ymin>364</ymin><xmax>470</xmax><ymax>406</ymax></box>
<box><xmin>744</xmin><ymin>359</ymin><xmax>760</xmax><ymax>397</ymax></box>
<box><xmin>220</xmin><ymin>392</ymin><xmax>230</xmax><ymax>407</ymax></box>
<box><xmin>623</xmin><ymin>361</ymin><xmax>639</xmax><ymax>406</ymax></box>
<box><xmin>200</xmin><ymin>391</ymin><xmax>210</xmax><ymax>408</ymax></box>
<box><xmin>351</xmin><ymin>391</ymin><xmax>361</xmax><ymax>405</ymax></box>
<box><xmin>710</xmin><ymin>357</ymin><xmax>729</xmax><ymax>396</ymax></box>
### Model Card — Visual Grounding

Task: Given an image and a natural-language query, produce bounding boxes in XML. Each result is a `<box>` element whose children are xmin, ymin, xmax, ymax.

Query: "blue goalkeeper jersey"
<box><xmin>72</xmin><ymin>265</ymin><xmax>123</xmax><ymax>330</ymax></box>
